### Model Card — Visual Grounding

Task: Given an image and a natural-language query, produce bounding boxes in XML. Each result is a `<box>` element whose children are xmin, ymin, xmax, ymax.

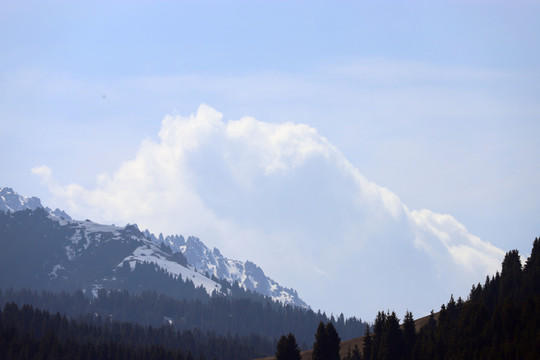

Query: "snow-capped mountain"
<box><xmin>145</xmin><ymin>231</ymin><xmax>308</xmax><ymax>308</ymax></box>
<box><xmin>0</xmin><ymin>187</ymin><xmax>307</xmax><ymax>308</ymax></box>
<box><xmin>0</xmin><ymin>187</ymin><xmax>43</xmax><ymax>213</ymax></box>
<box><xmin>0</xmin><ymin>206</ymin><xmax>221</xmax><ymax>299</ymax></box>
<box><xmin>0</xmin><ymin>187</ymin><xmax>71</xmax><ymax>220</ymax></box>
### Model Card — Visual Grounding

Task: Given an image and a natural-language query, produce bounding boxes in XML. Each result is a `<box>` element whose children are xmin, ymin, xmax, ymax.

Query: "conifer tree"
<box><xmin>446</xmin><ymin>295</ymin><xmax>457</xmax><ymax>320</ymax></box>
<box><xmin>276</xmin><ymin>333</ymin><xmax>301</xmax><ymax>360</ymax></box>
<box><xmin>362</xmin><ymin>324</ymin><xmax>372</xmax><ymax>360</ymax></box>
<box><xmin>381</xmin><ymin>311</ymin><xmax>402</xmax><ymax>360</ymax></box>
<box><xmin>500</xmin><ymin>249</ymin><xmax>522</xmax><ymax>300</ymax></box>
<box><xmin>371</xmin><ymin>311</ymin><xmax>386</xmax><ymax>359</ymax></box>
<box><xmin>312</xmin><ymin>321</ymin><xmax>341</xmax><ymax>360</ymax></box>
<box><xmin>312</xmin><ymin>322</ymin><xmax>327</xmax><ymax>360</ymax></box>
<box><xmin>325</xmin><ymin>322</ymin><xmax>341</xmax><ymax>360</ymax></box>
<box><xmin>402</xmin><ymin>311</ymin><xmax>415</xmax><ymax>360</ymax></box>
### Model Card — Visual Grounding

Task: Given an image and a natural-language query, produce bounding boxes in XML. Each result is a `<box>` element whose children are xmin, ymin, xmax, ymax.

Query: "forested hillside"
<box><xmin>0</xmin><ymin>188</ymin><xmax>306</xmax><ymax>308</ymax></box>
<box><xmin>358</xmin><ymin>237</ymin><xmax>540</xmax><ymax>360</ymax></box>
<box><xmin>0</xmin><ymin>301</ymin><xmax>272</xmax><ymax>360</ymax></box>
<box><xmin>0</xmin><ymin>287</ymin><xmax>365</xmax><ymax>351</ymax></box>
<box><xmin>3</xmin><ymin>197</ymin><xmax>537</xmax><ymax>359</ymax></box>
<box><xmin>0</xmin><ymin>199</ymin><xmax>368</xmax><ymax>359</ymax></box>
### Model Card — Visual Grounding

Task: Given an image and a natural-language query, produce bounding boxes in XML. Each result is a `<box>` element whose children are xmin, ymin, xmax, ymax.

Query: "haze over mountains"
<box><xmin>31</xmin><ymin>105</ymin><xmax>507</xmax><ymax>318</ymax></box>
<box><xmin>2</xmin><ymin>0</ymin><xmax>538</xmax><ymax>323</ymax></box>
<box><xmin>2</xmin><ymin>184</ymin><xmax>538</xmax><ymax>359</ymax></box>
<box><xmin>0</xmin><ymin>186</ymin><xmax>306</xmax><ymax>308</ymax></box>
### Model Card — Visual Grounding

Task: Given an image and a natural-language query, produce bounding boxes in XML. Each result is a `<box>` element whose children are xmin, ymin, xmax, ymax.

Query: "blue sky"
<box><xmin>1</xmin><ymin>1</ymin><xmax>540</xmax><ymax>320</ymax></box>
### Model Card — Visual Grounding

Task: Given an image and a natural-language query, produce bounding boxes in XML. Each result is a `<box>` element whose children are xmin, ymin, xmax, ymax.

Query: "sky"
<box><xmin>1</xmin><ymin>1</ymin><xmax>540</xmax><ymax>320</ymax></box>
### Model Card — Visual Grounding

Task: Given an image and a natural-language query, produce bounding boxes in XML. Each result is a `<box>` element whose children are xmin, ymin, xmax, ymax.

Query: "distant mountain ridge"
<box><xmin>0</xmin><ymin>206</ymin><xmax>217</xmax><ymax>299</ymax></box>
<box><xmin>145</xmin><ymin>231</ymin><xmax>308</xmax><ymax>308</ymax></box>
<box><xmin>0</xmin><ymin>187</ymin><xmax>42</xmax><ymax>212</ymax></box>
<box><xmin>0</xmin><ymin>186</ymin><xmax>307</xmax><ymax>308</ymax></box>
<box><xmin>0</xmin><ymin>187</ymin><xmax>71</xmax><ymax>220</ymax></box>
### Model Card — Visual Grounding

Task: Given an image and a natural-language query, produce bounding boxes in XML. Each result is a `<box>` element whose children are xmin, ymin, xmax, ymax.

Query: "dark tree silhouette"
<box><xmin>312</xmin><ymin>321</ymin><xmax>341</xmax><ymax>360</ymax></box>
<box><xmin>276</xmin><ymin>333</ymin><xmax>301</xmax><ymax>360</ymax></box>
<box><xmin>362</xmin><ymin>324</ymin><xmax>372</xmax><ymax>360</ymax></box>
<box><xmin>325</xmin><ymin>322</ymin><xmax>341</xmax><ymax>360</ymax></box>
<box><xmin>312</xmin><ymin>322</ymin><xmax>327</xmax><ymax>360</ymax></box>
<box><xmin>402</xmin><ymin>311</ymin><xmax>415</xmax><ymax>360</ymax></box>
<box><xmin>408</xmin><ymin>239</ymin><xmax>540</xmax><ymax>359</ymax></box>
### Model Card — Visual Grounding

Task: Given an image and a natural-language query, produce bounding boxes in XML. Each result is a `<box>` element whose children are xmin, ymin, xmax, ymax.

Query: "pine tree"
<box><xmin>276</xmin><ymin>333</ymin><xmax>301</xmax><ymax>360</ymax></box>
<box><xmin>380</xmin><ymin>311</ymin><xmax>402</xmax><ymax>360</ymax></box>
<box><xmin>371</xmin><ymin>311</ymin><xmax>386</xmax><ymax>360</ymax></box>
<box><xmin>402</xmin><ymin>311</ymin><xmax>415</xmax><ymax>360</ymax></box>
<box><xmin>312</xmin><ymin>322</ymin><xmax>327</xmax><ymax>360</ymax></box>
<box><xmin>500</xmin><ymin>249</ymin><xmax>522</xmax><ymax>301</ymax></box>
<box><xmin>325</xmin><ymin>322</ymin><xmax>341</xmax><ymax>360</ymax></box>
<box><xmin>446</xmin><ymin>295</ymin><xmax>458</xmax><ymax>320</ymax></box>
<box><xmin>362</xmin><ymin>324</ymin><xmax>372</xmax><ymax>360</ymax></box>
<box><xmin>525</xmin><ymin>238</ymin><xmax>540</xmax><ymax>295</ymax></box>
<box><xmin>312</xmin><ymin>321</ymin><xmax>341</xmax><ymax>360</ymax></box>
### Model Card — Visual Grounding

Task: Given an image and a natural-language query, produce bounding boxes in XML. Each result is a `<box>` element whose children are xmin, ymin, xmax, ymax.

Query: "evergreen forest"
<box><xmin>355</xmin><ymin>237</ymin><xmax>540</xmax><ymax>360</ymax></box>
<box><xmin>0</xmin><ymin>287</ymin><xmax>365</xmax><ymax>359</ymax></box>
<box><xmin>2</xmin><ymin>234</ymin><xmax>540</xmax><ymax>359</ymax></box>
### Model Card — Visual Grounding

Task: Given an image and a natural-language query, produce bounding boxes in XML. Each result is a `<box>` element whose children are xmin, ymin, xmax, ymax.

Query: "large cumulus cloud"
<box><xmin>33</xmin><ymin>104</ymin><xmax>505</xmax><ymax>318</ymax></box>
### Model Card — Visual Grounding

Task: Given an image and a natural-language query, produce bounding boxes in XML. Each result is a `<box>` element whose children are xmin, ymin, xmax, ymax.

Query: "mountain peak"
<box><xmin>0</xmin><ymin>187</ymin><xmax>309</xmax><ymax>309</ymax></box>
<box><xmin>48</xmin><ymin>208</ymin><xmax>72</xmax><ymax>221</ymax></box>
<box><xmin>0</xmin><ymin>186</ymin><xmax>73</xmax><ymax>221</ymax></box>
<box><xmin>0</xmin><ymin>186</ymin><xmax>14</xmax><ymax>194</ymax></box>
<box><xmin>0</xmin><ymin>186</ymin><xmax>43</xmax><ymax>213</ymax></box>
<box><xmin>150</xmin><ymin>231</ymin><xmax>309</xmax><ymax>309</ymax></box>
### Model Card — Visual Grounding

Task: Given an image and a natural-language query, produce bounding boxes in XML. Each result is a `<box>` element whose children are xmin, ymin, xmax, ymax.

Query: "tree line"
<box><xmin>406</xmin><ymin>237</ymin><xmax>540</xmax><ymax>359</ymax></box>
<box><xmin>276</xmin><ymin>321</ymin><xmax>341</xmax><ymax>360</ymax></box>
<box><xmin>0</xmin><ymin>207</ymin><xmax>367</xmax><ymax>348</ymax></box>
<box><xmin>274</xmin><ymin>237</ymin><xmax>540</xmax><ymax>360</ymax></box>
<box><xmin>0</xmin><ymin>286</ymin><xmax>366</xmax><ymax>349</ymax></box>
<box><xmin>0</xmin><ymin>301</ymin><xmax>273</xmax><ymax>360</ymax></box>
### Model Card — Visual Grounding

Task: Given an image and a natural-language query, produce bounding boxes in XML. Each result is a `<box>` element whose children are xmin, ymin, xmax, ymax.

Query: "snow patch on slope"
<box><xmin>145</xmin><ymin>231</ymin><xmax>308</xmax><ymax>308</ymax></box>
<box><xmin>119</xmin><ymin>244</ymin><xmax>222</xmax><ymax>296</ymax></box>
<box><xmin>81</xmin><ymin>220</ymin><xmax>122</xmax><ymax>234</ymax></box>
<box><xmin>1</xmin><ymin>187</ymin><xmax>300</xmax><ymax>306</ymax></box>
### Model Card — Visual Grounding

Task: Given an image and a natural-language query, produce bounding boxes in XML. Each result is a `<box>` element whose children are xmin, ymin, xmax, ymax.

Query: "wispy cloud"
<box><xmin>34</xmin><ymin>104</ymin><xmax>505</xmax><ymax>318</ymax></box>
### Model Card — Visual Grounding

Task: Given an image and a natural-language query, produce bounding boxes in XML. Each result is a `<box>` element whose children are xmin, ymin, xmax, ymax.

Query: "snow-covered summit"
<box><xmin>56</xmin><ymin>218</ymin><xmax>222</xmax><ymax>296</ymax></box>
<box><xmin>0</xmin><ymin>187</ymin><xmax>43</xmax><ymax>213</ymax></box>
<box><xmin>144</xmin><ymin>230</ymin><xmax>308</xmax><ymax>309</ymax></box>
<box><xmin>0</xmin><ymin>187</ymin><xmax>307</xmax><ymax>308</ymax></box>
<box><xmin>0</xmin><ymin>187</ymin><xmax>71</xmax><ymax>220</ymax></box>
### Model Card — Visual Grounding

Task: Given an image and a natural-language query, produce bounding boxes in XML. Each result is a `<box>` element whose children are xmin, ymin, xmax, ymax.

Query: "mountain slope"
<box><xmin>145</xmin><ymin>231</ymin><xmax>308</xmax><ymax>308</ymax></box>
<box><xmin>0</xmin><ymin>187</ymin><xmax>306</xmax><ymax>307</ymax></box>
<box><xmin>0</xmin><ymin>207</ymin><xmax>221</xmax><ymax>299</ymax></box>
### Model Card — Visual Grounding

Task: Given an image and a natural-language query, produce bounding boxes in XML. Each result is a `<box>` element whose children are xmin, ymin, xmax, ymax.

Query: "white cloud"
<box><xmin>31</xmin><ymin>165</ymin><xmax>53</xmax><ymax>183</ymax></box>
<box><xmin>410</xmin><ymin>209</ymin><xmax>505</xmax><ymax>279</ymax></box>
<box><xmin>34</xmin><ymin>104</ymin><xmax>506</xmax><ymax>318</ymax></box>
<box><xmin>226</xmin><ymin>118</ymin><xmax>332</xmax><ymax>175</ymax></box>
